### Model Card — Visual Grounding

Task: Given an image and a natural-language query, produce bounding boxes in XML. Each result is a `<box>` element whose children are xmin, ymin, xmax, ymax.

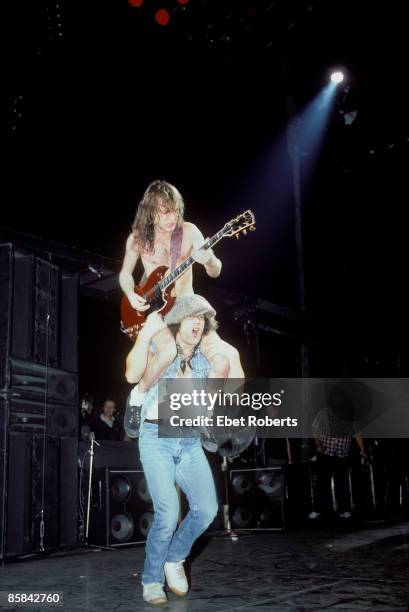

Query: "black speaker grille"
<box><xmin>89</xmin><ymin>468</ymin><xmax>153</xmax><ymax>547</ymax></box>
<box><xmin>10</xmin><ymin>359</ymin><xmax>78</xmax><ymax>405</ymax></box>
<box><xmin>229</xmin><ymin>467</ymin><xmax>284</xmax><ymax>530</ymax></box>
<box><xmin>7</xmin><ymin>396</ymin><xmax>78</xmax><ymax>438</ymax></box>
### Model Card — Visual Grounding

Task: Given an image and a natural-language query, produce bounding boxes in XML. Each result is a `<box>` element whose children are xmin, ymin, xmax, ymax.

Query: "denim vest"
<box><xmin>139</xmin><ymin>344</ymin><xmax>210</xmax><ymax>433</ymax></box>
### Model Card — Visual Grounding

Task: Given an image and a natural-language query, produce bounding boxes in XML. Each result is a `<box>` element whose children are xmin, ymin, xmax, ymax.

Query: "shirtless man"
<box><xmin>119</xmin><ymin>179</ymin><xmax>244</xmax><ymax>399</ymax></box>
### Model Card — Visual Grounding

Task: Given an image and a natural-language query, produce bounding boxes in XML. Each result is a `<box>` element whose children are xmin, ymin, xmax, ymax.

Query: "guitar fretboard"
<box><xmin>157</xmin><ymin>230</ymin><xmax>225</xmax><ymax>291</ymax></box>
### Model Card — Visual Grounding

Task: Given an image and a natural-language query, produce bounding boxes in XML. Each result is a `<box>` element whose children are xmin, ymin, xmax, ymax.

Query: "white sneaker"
<box><xmin>308</xmin><ymin>511</ymin><xmax>321</xmax><ymax>520</ymax></box>
<box><xmin>164</xmin><ymin>560</ymin><xmax>188</xmax><ymax>596</ymax></box>
<box><xmin>129</xmin><ymin>384</ymin><xmax>146</xmax><ymax>406</ymax></box>
<box><xmin>142</xmin><ymin>582</ymin><xmax>167</xmax><ymax>605</ymax></box>
<box><xmin>339</xmin><ymin>511</ymin><xmax>352</xmax><ymax>519</ymax></box>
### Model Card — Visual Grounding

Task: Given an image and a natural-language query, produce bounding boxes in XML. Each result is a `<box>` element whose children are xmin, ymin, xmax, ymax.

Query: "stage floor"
<box><xmin>1</xmin><ymin>523</ymin><xmax>408</xmax><ymax>611</ymax></box>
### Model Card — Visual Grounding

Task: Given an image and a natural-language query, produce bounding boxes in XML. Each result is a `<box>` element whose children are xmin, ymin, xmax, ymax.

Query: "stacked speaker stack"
<box><xmin>0</xmin><ymin>243</ymin><xmax>79</xmax><ymax>559</ymax></box>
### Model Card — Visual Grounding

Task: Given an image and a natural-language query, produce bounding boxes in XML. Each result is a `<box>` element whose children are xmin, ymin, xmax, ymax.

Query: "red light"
<box><xmin>177</xmin><ymin>0</ymin><xmax>190</xmax><ymax>4</ymax></box>
<box><xmin>155</xmin><ymin>8</ymin><xmax>170</xmax><ymax>25</ymax></box>
<box><xmin>128</xmin><ymin>0</ymin><xmax>144</xmax><ymax>7</ymax></box>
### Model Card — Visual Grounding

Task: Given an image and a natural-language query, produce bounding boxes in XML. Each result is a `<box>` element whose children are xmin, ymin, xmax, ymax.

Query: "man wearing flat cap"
<box><xmin>125</xmin><ymin>295</ymin><xmax>229</xmax><ymax>605</ymax></box>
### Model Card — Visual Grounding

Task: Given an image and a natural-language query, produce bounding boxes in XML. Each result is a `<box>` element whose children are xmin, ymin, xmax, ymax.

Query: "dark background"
<box><xmin>5</xmin><ymin>0</ymin><xmax>408</xmax><ymax>407</ymax></box>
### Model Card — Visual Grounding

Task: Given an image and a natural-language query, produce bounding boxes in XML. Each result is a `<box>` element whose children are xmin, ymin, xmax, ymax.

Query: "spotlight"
<box><xmin>330</xmin><ymin>71</ymin><xmax>344</xmax><ymax>84</ymax></box>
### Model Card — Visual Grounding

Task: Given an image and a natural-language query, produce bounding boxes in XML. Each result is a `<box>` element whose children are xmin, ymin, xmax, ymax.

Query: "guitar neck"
<box><xmin>158</xmin><ymin>230</ymin><xmax>225</xmax><ymax>291</ymax></box>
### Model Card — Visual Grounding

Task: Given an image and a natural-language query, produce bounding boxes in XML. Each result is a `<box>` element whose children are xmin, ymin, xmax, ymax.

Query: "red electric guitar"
<box><xmin>120</xmin><ymin>210</ymin><xmax>256</xmax><ymax>340</ymax></box>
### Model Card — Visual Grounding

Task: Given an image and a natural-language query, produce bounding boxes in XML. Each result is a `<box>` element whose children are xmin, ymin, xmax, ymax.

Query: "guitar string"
<box><xmin>155</xmin><ymin>230</ymin><xmax>224</xmax><ymax>293</ymax></box>
<box><xmin>138</xmin><ymin>218</ymin><xmax>253</xmax><ymax>301</ymax></box>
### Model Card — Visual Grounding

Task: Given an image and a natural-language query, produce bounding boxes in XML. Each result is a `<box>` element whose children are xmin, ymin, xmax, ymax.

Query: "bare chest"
<box><xmin>140</xmin><ymin>233</ymin><xmax>192</xmax><ymax>274</ymax></box>
<box><xmin>141</xmin><ymin>241</ymin><xmax>171</xmax><ymax>270</ymax></box>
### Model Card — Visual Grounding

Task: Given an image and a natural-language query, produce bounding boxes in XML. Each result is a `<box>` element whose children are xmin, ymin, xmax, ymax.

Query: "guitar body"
<box><xmin>120</xmin><ymin>266</ymin><xmax>176</xmax><ymax>339</ymax></box>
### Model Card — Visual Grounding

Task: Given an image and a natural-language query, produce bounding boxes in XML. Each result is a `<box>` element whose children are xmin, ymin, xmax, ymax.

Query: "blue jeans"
<box><xmin>139</xmin><ymin>423</ymin><xmax>218</xmax><ymax>585</ymax></box>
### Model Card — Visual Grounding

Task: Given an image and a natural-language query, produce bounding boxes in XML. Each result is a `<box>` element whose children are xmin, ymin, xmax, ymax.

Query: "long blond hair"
<box><xmin>132</xmin><ymin>180</ymin><xmax>185</xmax><ymax>253</ymax></box>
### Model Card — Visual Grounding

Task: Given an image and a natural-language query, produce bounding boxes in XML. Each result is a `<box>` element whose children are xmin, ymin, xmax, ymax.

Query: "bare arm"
<box><xmin>119</xmin><ymin>234</ymin><xmax>149</xmax><ymax>311</ymax></box>
<box><xmin>125</xmin><ymin>312</ymin><xmax>167</xmax><ymax>383</ymax></box>
<box><xmin>125</xmin><ymin>335</ymin><xmax>152</xmax><ymax>384</ymax></box>
<box><xmin>189</xmin><ymin>223</ymin><xmax>222</xmax><ymax>278</ymax></box>
<box><xmin>119</xmin><ymin>234</ymin><xmax>138</xmax><ymax>298</ymax></box>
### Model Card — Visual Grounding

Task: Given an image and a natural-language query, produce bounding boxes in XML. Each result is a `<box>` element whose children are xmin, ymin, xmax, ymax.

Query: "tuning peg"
<box><xmin>250</xmin><ymin>226</ymin><xmax>256</xmax><ymax>231</ymax></box>
<box><xmin>243</xmin><ymin>229</ymin><xmax>247</xmax><ymax>235</ymax></box>
<box><xmin>235</xmin><ymin>234</ymin><xmax>240</xmax><ymax>239</ymax></box>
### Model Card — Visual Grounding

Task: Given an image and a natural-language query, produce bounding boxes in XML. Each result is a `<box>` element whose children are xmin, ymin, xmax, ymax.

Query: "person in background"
<box><xmin>309</xmin><ymin>406</ymin><xmax>367</xmax><ymax>520</ymax></box>
<box><xmin>91</xmin><ymin>397</ymin><xmax>123</xmax><ymax>442</ymax></box>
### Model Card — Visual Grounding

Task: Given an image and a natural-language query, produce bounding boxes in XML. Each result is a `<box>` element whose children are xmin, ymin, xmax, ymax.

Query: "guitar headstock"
<box><xmin>222</xmin><ymin>210</ymin><xmax>256</xmax><ymax>239</ymax></box>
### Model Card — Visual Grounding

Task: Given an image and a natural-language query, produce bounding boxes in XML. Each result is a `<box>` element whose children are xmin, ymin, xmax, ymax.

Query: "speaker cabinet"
<box><xmin>30</xmin><ymin>434</ymin><xmax>60</xmax><ymax>552</ymax></box>
<box><xmin>89</xmin><ymin>468</ymin><xmax>154</xmax><ymax>547</ymax></box>
<box><xmin>0</xmin><ymin>244</ymin><xmax>79</xmax><ymax>380</ymax></box>
<box><xmin>9</xmin><ymin>359</ymin><xmax>78</xmax><ymax>405</ymax></box>
<box><xmin>33</xmin><ymin>258</ymin><xmax>60</xmax><ymax>367</ymax></box>
<box><xmin>59</xmin><ymin>436</ymin><xmax>78</xmax><ymax>547</ymax></box>
<box><xmin>1</xmin><ymin>432</ymin><xmax>78</xmax><ymax>559</ymax></box>
<box><xmin>1</xmin><ymin>395</ymin><xmax>78</xmax><ymax>439</ymax></box>
<box><xmin>10</xmin><ymin>251</ymin><xmax>35</xmax><ymax>363</ymax></box>
<box><xmin>0</xmin><ymin>394</ymin><xmax>8</xmax><ymax>557</ymax></box>
<box><xmin>0</xmin><ymin>244</ymin><xmax>79</xmax><ymax>559</ymax></box>
<box><xmin>4</xmin><ymin>432</ymin><xmax>31</xmax><ymax>557</ymax></box>
<box><xmin>228</xmin><ymin>467</ymin><xmax>285</xmax><ymax>530</ymax></box>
